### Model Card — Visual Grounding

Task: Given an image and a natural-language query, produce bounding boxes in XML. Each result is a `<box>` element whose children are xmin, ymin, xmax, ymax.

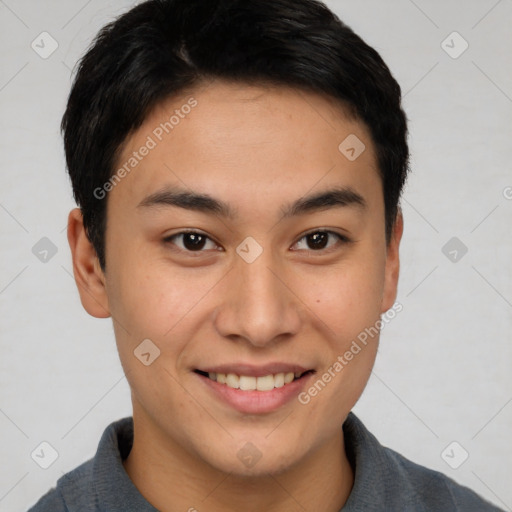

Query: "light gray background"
<box><xmin>1</xmin><ymin>1</ymin><xmax>511</xmax><ymax>510</ymax></box>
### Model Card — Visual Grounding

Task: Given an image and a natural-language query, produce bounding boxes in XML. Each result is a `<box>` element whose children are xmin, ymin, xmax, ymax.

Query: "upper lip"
<box><xmin>195</xmin><ymin>363</ymin><xmax>313</xmax><ymax>377</ymax></box>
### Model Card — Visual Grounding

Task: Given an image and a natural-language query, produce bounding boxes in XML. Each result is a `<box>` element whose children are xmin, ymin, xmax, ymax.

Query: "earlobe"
<box><xmin>381</xmin><ymin>210</ymin><xmax>404</xmax><ymax>313</ymax></box>
<box><xmin>67</xmin><ymin>208</ymin><xmax>111</xmax><ymax>318</ymax></box>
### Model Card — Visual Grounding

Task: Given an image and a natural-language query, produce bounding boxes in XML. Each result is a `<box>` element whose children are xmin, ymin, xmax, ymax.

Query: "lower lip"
<box><xmin>196</xmin><ymin>372</ymin><xmax>314</xmax><ymax>414</ymax></box>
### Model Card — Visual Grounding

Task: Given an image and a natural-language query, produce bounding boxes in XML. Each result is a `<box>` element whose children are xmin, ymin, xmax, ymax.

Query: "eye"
<box><xmin>291</xmin><ymin>230</ymin><xmax>349</xmax><ymax>252</ymax></box>
<box><xmin>164</xmin><ymin>231</ymin><xmax>220</xmax><ymax>253</ymax></box>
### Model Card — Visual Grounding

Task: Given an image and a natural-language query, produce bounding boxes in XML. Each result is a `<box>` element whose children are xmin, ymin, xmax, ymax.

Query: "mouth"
<box><xmin>193</xmin><ymin>363</ymin><xmax>317</xmax><ymax>413</ymax></box>
<box><xmin>194</xmin><ymin>369</ymin><xmax>315</xmax><ymax>391</ymax></box>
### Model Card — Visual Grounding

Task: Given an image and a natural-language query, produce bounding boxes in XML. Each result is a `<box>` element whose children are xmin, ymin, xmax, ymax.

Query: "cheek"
<box><xmin>294</xmin><ymin>253</ymin><xmax>385</xmax><ymax>412</ymax></box>
<box><xmin>105</xmin><ymin>256</ymin><xmax>210</xmax><ymax>411</ymax></box>
<box><xmin>107</xmin><ymin>254</ymin><xmax>214</xmax><ymax>339</ymax></box>
<box><xmin>303</xmin><ymin>256</ymin><xmax>386</xmax><ymax>342</ymax></box>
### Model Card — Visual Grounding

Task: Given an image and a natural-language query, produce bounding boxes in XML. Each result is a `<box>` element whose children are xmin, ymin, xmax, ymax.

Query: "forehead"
<box><xmin>110</xmin><ymin>81</ymin><xmax>380</xmax><ymax>211</ymax></box>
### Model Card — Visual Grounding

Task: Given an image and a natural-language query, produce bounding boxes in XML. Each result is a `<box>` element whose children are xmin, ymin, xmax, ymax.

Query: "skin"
<box><xmin>68</xmin><ymin>81</ymin><xmax>403</xmax><ymax>512</ymax></box>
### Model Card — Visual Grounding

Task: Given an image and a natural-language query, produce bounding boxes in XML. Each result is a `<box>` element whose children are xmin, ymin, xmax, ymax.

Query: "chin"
<box><xmin>203</xmin><ymin>442</ymin><xmax>302</xmax><ymax>478</ymax></box>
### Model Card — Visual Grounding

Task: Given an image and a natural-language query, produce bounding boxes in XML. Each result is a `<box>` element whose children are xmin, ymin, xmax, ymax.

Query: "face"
<box><xmin>71</xmin><ymin>81</ymin><xmax>401</xmax><ymax>476</ymax></box>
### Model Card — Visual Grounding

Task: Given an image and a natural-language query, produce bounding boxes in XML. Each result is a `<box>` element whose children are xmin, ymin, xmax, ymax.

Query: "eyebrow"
<box><xmin>137</xmin><ymin>184</ymin><xmax>366</xmax><ymax>220</ymax></box>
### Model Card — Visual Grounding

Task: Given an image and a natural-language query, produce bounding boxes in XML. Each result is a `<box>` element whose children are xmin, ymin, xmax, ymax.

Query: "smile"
<box><xmin>195</xmin><ymin>370</ymin><xmax>313</xmax><ymax>391</ymax></box>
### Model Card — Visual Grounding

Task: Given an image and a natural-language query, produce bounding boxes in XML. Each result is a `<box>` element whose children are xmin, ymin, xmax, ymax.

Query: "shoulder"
<box><xmin>383</xmin><ymin>444</ymin><xmax>502</xmax><ymax>511</ymax></box>
<box><xmin>27</xmin><ymin>458</ymin><xmax>94</xmax><ymax>511</ymax></box>
<box><xmin>342</xmin><ymin>413</ymin><xmax>503</xmax><ymax>511</ymax></box>
<box><xmin>27</xmin><ymin>487</ymin><xmax>68</xmax><ymax>512</ymax></box>
<box><xmin>26</xmin><ymin>417</ymin><xmax>133</xmax><ymax>512</ymax></box>
<box><xmin>27</xmin><ymin>457</ymin><xmax>95</xmax><ymax>511</ymax></box>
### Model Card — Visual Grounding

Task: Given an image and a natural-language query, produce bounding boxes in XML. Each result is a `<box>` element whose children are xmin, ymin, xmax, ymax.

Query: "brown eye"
<box><xmin>306</xmin><ymin>232</ymin><xmax>329</xmax><ymax>250</ymax></box>
<box><xmin>165</xmin><ymin>231</ymin><xmax>219</xmax><ymax>252</ymax></box>
<box><xmin>292</xmin><ymin>230</ymin><xmax>348</xmax><ymax>252</ymax></box>
<box><xmin>182</xmin><ymin>233</ymin><xmax>207</xmax><ymax>250</ymax></box>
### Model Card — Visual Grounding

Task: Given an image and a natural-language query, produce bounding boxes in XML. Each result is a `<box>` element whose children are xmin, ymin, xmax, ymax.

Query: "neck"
<box><xmin>123</xmin><ymin>410</ymin><xmax>354</xmax><ymax>512</ymax></box>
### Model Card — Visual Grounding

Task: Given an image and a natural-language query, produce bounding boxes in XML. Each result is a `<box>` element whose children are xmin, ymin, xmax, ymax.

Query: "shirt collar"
<box><xmin>92</xmin><ymin>416</ymin><xmax>158</xmax><ymax>511</ymax></box>
<box><xmin>342</xmin><ymin>412</ymin><xmax>398</xmax><ymax>510</ymax></box>
<box><xmin>90</xmin><ymin>412</ymin><xmax>389</xmax><ymax>511</ymax></box>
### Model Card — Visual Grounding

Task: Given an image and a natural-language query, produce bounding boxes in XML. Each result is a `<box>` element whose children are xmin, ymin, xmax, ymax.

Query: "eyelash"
<box><xmin>163</xmin><ymin>229</ymin><xmax>351</xmax><ymax>255</ymax></box>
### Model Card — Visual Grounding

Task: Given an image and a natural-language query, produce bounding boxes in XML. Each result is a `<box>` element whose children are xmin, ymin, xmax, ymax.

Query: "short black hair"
<box><xmin>62</xmin><ymin>0</ymin><xmax>409</xmax><ymax>270</ymax></box>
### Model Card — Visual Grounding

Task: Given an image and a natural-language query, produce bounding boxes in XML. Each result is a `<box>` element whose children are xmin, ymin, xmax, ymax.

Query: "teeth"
<box><xmin>273</xmin><ymin>373</ymin><xmax>285</xmax><ymax>388</ymax></box>
<box><xmin>257</xmin><ymin>374</ymin><xmax>275</xmax><ymax>391</ymax></box>
<box><xmin>226</xmin><ymin>373</ymin><xmax>239</xmax><ymax>389</ymax></box>
<box><xmin>284</xmin><ymin>372</ymin><xmax>295</xmax><ymax>384</ymax></box>
<box><xmin>239</xmin><ymin>375</ymin><xmax>256</xmax><ymax>390</ymax></box>
<box><xmin>204</xmin><ymin>371</ymin><xmax>304</xmax><ymax>391</ymax></box>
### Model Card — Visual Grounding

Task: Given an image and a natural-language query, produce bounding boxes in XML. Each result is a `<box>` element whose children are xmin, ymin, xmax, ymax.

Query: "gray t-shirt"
<box><xmin>27</xmin><ymin>412</ymin><xmax>503</xmax><ymax>511</ymax></box>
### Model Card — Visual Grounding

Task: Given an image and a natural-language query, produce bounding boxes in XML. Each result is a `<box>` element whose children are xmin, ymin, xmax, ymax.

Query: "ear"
<box><xmin>381</xmin><ymin>209</ymin><xmax>403</xmax><ymax>313</ymax></box>
<box><xmin>67</xmin><ymin>208</ymin><xmax>111</xmax><ymax>318</ymax></box>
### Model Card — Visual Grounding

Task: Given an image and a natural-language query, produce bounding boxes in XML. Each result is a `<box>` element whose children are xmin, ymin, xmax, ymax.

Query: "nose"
<box><xmin>213</xmin><ymin>246</ymin><xmax>302</xmax><ymax>347</ymax></box>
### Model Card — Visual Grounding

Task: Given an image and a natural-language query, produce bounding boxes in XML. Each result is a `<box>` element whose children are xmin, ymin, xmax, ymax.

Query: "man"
<box><xmin>28</xmin><ymin>0</ymin><xmax>503</xmax><ymax>510</ymax></box>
